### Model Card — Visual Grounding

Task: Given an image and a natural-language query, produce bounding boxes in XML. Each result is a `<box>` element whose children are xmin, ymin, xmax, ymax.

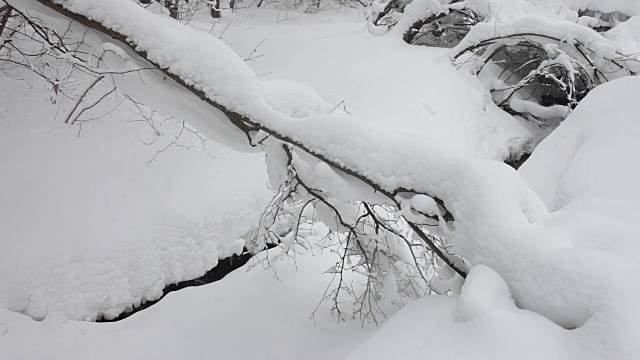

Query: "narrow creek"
<box><xmin>97</xmin><ymin>249</ymin><xmax>255</xmax><ymax>322</ymax></box>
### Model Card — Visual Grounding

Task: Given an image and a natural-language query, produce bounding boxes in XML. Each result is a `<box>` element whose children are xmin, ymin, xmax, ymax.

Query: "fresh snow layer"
<box><xmin>213</xmin><ymin>8</ymin><xmax>535</xmax><ymax>160</ymax></box>
<box><xmin>520</xmin><ymin>76</ymin><xmax>640</xmax><ymax>211</ymax></box>
<box><xmin>5</xmin><ymin>0</ymin><xmax>533</xmax><ymax>329</ymax></box>
<box><xmin>349</xmin><ymin>76</ymin><xmax>640</xmax><ymax>360</ymax></box>
<box><xmin>0</xmin><ymin>77</ymin><xmax>271</xmax><ymax>321</ymax></box>
<box><xmin>0</xmin><ymin>249</ymin><xmax>375</xmax><ymax>360</ymax></box>
<box><xmin>32</xmin><ymin>0</ymin><xmax>537</xmax><ymax>162</ymax></box>
<box><xmin>3</xmin><ymin>2</ymin><xmax>640</xmax><ymax>359</ymax></box>
<box><xmin>13</xmin><ymin>0</ymin><xmax>537</xmax><ymax>204</ymax></box>
<box><xmin>348</xmin><ymin>266</ymin><xmax>574</xmax><ymax>360</ymax></box>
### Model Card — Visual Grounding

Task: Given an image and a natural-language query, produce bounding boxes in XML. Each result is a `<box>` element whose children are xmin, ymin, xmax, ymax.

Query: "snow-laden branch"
<box><xmin>450</xmin><ymin>16</ymin><xmax>639</xmax><ymax>71</ymax></box>
<box><xmin>24</xmin><ymin>0</ymin><xmax>540</xmax><ymax>301</ymax></box>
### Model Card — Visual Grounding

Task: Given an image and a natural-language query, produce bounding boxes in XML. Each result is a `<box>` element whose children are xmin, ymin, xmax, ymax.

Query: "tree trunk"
<box><xmin>162</xmin><ymin>0</ymin><xmax>178</xmax><ymax>19</ymax></box>
<box><xmin>33</xmin><ymin>0</ymin><xmax>468</xmax><ymax>279</ymax></box>
<box><xmin>169</xmin><ymin>0</ymin><xmax>179</xmax><ymax>19</ymax></box>
<box><xmin>0</xmin><ymin>6</ymin><xmax>12</xmax><ymax>37</ymax></box>
<box><xmin>210</xmin><ymin>0</ymin><xmax>221</xmax><ymax>18</ymax></box>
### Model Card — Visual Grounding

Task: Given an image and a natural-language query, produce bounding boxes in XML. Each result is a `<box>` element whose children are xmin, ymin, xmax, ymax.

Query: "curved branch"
<box><xmin>35</xmin><ymin>0</ymin><xmax>458</xmax><ymax>215</ymax></box>
<box><xmin>35</xmin><ymin>0</ymin><xmax>468</xmax><ymax>280</ymax></box>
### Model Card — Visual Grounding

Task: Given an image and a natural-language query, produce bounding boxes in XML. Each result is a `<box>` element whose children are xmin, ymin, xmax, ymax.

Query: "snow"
<box><xmin>520</xmin><ymin>76</ymin><xmax>640</xmax><ymax>210</ymax></box>
<box><xmin>510</xmin><ymin>96</ymin><xmax>571</xmax><ymax>119</ymax></box>
<box><xmin>262</xmin><ymin>79</ymin><xmax>334</xmax><ymax>118</ymax></box>
<box><xmin>101</xmin><ymin>42</ymin><xmax>127</xmax><ymax>60</ymax></box>
<box><xmin>3</xmin><ymin>1</ymin><xmax>640</xmax><ymax>359</ymax></box>
<box><xmin>450</xmin><ymin>15</ymin><xmax>625</xmax><ymax>63</ymax></box>
<box><xmin>603</xmin><ymin>17</ymin><xmax>640</xmax><ymax>60</ymax></box>
<box><xmin>348</xmin><ymin>266</ymin><xmax>575</xmax><ymax>360</ymax></box>
<box><xmin>565</xmin><ymin>0</ymin><xmax>640</xmax><ymax>16</ymax></box>
<box><xmin>0</xmin><ymin>76</ymin><xmax>271</xmax><ymax>320</ymax></box>
<box><xmin>0</xmin><ymin>250</ymin><xmax>375</xmax><ymax>359</ymax></box>
<box><xmin>349</xmin><ymin>75</ymin><xmax>640</xmax><ymax>359</ymax></box>
<box><xmin>28</xmin><ymin>0</ymin><xmax>536</xmax><ymax>161</ymax></box>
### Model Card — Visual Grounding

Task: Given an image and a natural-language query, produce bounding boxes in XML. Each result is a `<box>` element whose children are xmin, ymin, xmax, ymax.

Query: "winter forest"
<box><xmin>1</xmin><ymin>0</ymin><xmax>639</xmax><ymax>358</ymax></box>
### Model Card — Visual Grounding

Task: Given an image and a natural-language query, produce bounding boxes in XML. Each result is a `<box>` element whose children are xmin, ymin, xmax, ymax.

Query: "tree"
<box><xmin>211</xmin><ymin>0</ymin><xmax>221</xmax><ymax>18</ymax></box>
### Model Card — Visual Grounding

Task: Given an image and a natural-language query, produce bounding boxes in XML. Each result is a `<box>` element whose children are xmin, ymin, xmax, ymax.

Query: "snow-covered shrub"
<box><xmin>453</xmin><ymin>38</ymin><xmax>594</xmax><ymax>125</ymax></box>
<box><xmin>578</xmin><ymin>9</ymin><xmax>631</xmax><ymax>32</ymax></box>
<box><xmin>230</xmin><ymin>0</ymin><xmax>365</xmax><ymax>13</ymax></box>
<box><xmin>450</xmin><ymin>17</ymin><xmax>639</xmax><ymax>124</ymax></box>
<box><xmin>141</xmin><ymin>0</ymin><xmax>219</xmax><ymax>20</ymax></box>
<box><xmin>368</xmin><ymin>0</ymin><xmax>405</xmax><ymax>30</ymax></box>
<box><xmin>369</xmin><ymin>0</ymin><xmax>640</xmax><ymax>126</ymax></box>
<box><xmin>406</xmin><ymin>7</ymin><xmax>481</xmax><ymax>46</ymax></box>
<box><xmin>369</xmin><ymin>0</ymin><xmax>480</xmax><ymax>47</ymax></box>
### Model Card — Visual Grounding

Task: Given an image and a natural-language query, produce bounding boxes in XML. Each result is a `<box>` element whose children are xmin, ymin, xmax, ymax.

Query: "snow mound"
<box><xmin>262</xmin><ymin>79</ymin><xmax>334</xmax><ymax>118</ymax></box>
<box><xmin>350</xmin><ymin>76</ymin><xmax>640</xmax><ymax>360</ymax></box>
<box><xmin>347</xmin><ymin>265</ymin><xmax>573</xmax><ymax>360</ymax></box>
<box><xmin>0</xmin><ymin>78</ymin><xmax>271</xmax><ymax>321</ymax></box>
<box><xmin>0</xmin><ymin>250</ymin><xmax>374</xmax><ymax>360</ymax></box>
<box><xmin>520</xmin><ymin>76</ymin><xmax>640</xmax><ymax>211</ymax></box>
<box><xmin>456</xmin><ymin>265</ymin><xmax>516</xmax><ymax>322</ymax></box>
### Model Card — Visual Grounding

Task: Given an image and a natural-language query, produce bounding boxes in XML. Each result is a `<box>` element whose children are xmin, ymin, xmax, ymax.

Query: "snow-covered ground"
<box><xmin>1</xmin><ymin>2</ymin><xmax>534</xmax><ymax>322</ymax></box>
<box><xmin>0</xmin><ymin>249</ymin><xmax>376</xmax><ymax>359</ymax></box>
<box><xmin>0</xmin><ymin>6</ymin><xmax>401</xmax><ymax>358</ymax></box>
<box><xmin>0</xmin><ymin>72</ymin><xmax>375</xmax><ymax>357</ymax></box>
<box><xmin>0</xmin><ymin>77</ymin><xmax>271</xmax><ymax>321</ymax></box>
<box><xmin>2</xmin><ymin>1</ymin><xmax>640</xmax><ymax>359</ymax></box>
<box><xmin>211</xmin><ymin>8</ymin><xmax>536</xmax><ymax>160</ymax></box>
<box><xmin>348</xmin><ymin>75</ymin><xmax>640</xmax><ymax>360</ymax></box>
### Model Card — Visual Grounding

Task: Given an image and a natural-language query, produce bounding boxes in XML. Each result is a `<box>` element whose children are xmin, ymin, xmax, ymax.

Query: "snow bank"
<box><xmin>396</xmin><ymin>0</ymin><xmax>640</xmax><ymax>26</ymax></box>
<box><xmin>520</xmin><ymin>76</ymin><xmax>640</xmax><ymax>211</ymax></box>
<box><xmin>0</xmin><ymin>249</ymin><xmax>375</xmax><ymax>360</ymax></box>
<box><xmin>348</xmin><ymin>266</ymin><xmax>574</xmax><ymax>360</ymax></box>
<box><xmin>26</xmin><ymin>0</ymin><xmax>533</xmax><ymax>162</ymax></box>
<box><xmin>0</xmin><ymin>77</ymin><xmax>270</xmax><ymax>321</ymax></box>
<box><xmin>466</xmin><ymin>0</ymin><xmax>640</xmax><ymax>22</ymax></box>
<box><xmin>350</xmin><ymin>76</ymin><xmax>640</xmax><ymax>359</ymax></box>
<box><xmin>565</xmin><ymin>0</ymin><xmax>640</xmax><ymax>16</ymax></box>
<box><xmin>262</xmin><ymin>79</ymin><xmax>334</xmax><ymax>118</ymax></box>
<box><xmin>603</xmin><ymin>17</ymin><xmax>640</xmax><ymax>61</ymax></box>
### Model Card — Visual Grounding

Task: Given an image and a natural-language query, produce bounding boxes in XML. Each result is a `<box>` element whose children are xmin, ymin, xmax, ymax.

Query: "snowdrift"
<box><xmin>349</xmin><ymin>76</ymin><xmax>640</xmax><ymax>359</ymax></box>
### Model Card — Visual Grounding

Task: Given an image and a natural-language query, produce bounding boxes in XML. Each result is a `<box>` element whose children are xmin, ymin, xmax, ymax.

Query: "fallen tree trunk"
<box><xmin>24</xmin><ymin>0</ymin><xmax>468</xmax><ymax>278</ymax></box>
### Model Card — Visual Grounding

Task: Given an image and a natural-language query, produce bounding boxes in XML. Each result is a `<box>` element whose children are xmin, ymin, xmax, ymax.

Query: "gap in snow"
<box><xmin>97</xmin><ymin>249</ymin><xmax>253</xmax><ymax>322</ymax></box>
<box><xmin>96</xmin><ymin>244</ymin><xmax>278</xmax><ymax>322</ymax></box>
<box><xmin>505</xmin><ymin>152</ymin><xmax>532</xmax><ymax>170</ymax></box>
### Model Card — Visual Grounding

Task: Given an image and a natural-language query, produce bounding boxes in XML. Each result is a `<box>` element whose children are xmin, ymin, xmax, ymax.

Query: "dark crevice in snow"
<box><xmin>505</xmin><ymin>152</ymin><xmax>531</xmax><ymax>170</ymax></box>
<box><xmin>97</xmin><ymin>248</ymin><xmax>256</xmax><ymax>322</ymax></box>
